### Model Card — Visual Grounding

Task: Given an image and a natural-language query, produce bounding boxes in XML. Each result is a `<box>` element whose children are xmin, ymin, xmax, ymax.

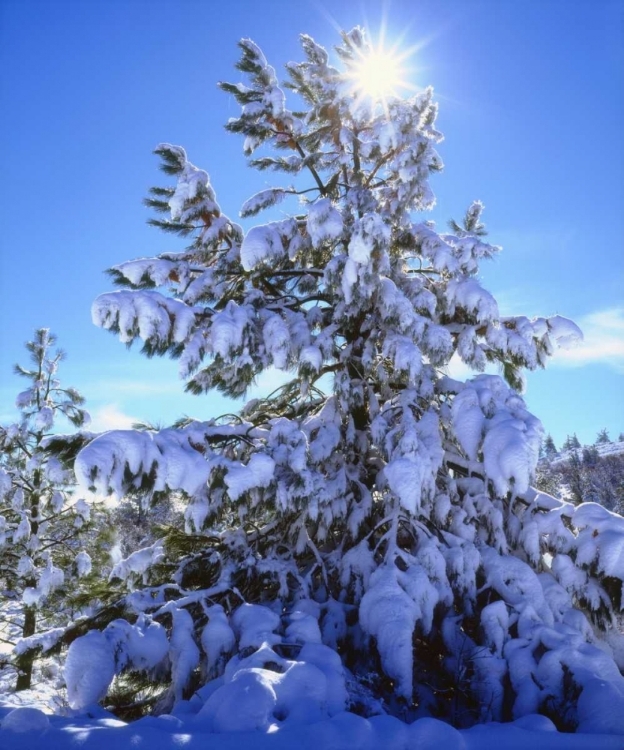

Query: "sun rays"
<box><xmin>340</xmin><ymin>21</ymin><xmax>426</xmax><ymax>117</ymax></box>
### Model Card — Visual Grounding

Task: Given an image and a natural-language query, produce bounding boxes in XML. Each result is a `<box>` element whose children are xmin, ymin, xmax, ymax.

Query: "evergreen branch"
<box><xmin>261</xmin><ymin>269</ymin><xmax>324</xmax><ymax>278</ymax></box>
<box><xmin>282</xmin><ymin>132</ymin><xmax>327</xmax><ymax>197</ymax></box>
<box><xmin>405</xmin><ymin>267</ymin><xmax>441</xmax><ymax>275</ymax></box>
<box><xmin>363</xmin><ymin>149</ymin><xmax>396</xmax><ymax>188</ymax></box>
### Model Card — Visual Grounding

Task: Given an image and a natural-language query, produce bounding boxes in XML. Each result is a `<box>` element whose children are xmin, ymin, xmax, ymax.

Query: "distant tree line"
<box><xmin>538</xmin><ymin>429</ymin><xmax>624</xmax><ymax>511</ymax></box>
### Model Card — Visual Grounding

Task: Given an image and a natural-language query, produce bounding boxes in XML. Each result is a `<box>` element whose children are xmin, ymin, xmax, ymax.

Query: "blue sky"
<box><xmin>0</xmin><ymin>0</ymin><xmax>622</xmax><ymax>448</ymax></box>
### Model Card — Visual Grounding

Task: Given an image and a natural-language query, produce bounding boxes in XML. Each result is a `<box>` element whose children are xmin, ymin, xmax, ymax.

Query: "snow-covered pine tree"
<box><xmin>62</xmin><ymin>30</ymin><xmax>624</xmax><ymax>731</ymax></box>
<box><xmin>542</xmin><ymin>434</ymin><xmax>558</xmax><ymax>460</ymax></box>
<box><xmin>563</xmin><ymin>434</ymin><xmax>582</xmax><ymax>452</ymax></box>
<box><xmin>0</xmin><ymin>329</ymin><xmax>97</xmax><ymax>690</ymax></box>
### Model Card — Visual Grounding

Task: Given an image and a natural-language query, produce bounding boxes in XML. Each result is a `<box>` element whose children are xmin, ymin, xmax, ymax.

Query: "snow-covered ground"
<box><xmin>2</xmin><ymin>707</ymin><xmax>624</xmax><ymax>749</ymax></box>
<box><xmin>2</xmin><ymin>649</ymin><xmax>622</xmax><ymax>749</ymax></box>
<box><xmin>1</xmin><ymin>703</ymin><xmax>624</xmax><ymax>750</ymax></box>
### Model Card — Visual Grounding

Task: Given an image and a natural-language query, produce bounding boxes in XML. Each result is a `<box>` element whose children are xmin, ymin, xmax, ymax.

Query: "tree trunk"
<box><xmin>15</xmin><ymin>603</ymin><xmax>36</xmax><ymax>691</ymax></box>
<box><xmin>16</xmin><ymin>476</ymin><xmax>41</xmax><ymax>691</ymax></box>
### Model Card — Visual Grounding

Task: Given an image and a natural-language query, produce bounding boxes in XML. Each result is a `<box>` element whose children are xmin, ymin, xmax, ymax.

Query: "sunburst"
<box><xmin>343</xmin><ymin>31</ymin><xmax>422</xmax><ymax>118</ymax></box>
<box><xmin>351</xmin><ymin>46</ymin><xmax>405</xmax><ymax>100</ymax></box>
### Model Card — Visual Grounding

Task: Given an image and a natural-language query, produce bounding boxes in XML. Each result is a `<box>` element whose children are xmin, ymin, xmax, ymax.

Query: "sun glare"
<box><xmin>352</xmin><ymin>49</ymin><xmax>404</xmax><ymax>100</ymax></box>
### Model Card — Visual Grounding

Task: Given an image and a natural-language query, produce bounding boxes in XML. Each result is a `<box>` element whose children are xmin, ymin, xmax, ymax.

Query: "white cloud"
<box><xmin>445</xmin><ymin>354</ymin><xmax>497</xmax><ymax>382</ymax></box>
<box><xmin>550</xmin><ymin>307</ymin><xmax>624</xmax><ymax>372</ymax></box>
<box><xmin>88</xmin><ymin>403</ymin><xmax>139</xmax><ymax>431</ymax></box>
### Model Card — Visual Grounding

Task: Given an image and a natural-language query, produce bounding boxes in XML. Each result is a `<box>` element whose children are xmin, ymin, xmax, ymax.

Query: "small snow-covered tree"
<box><xmin>542</xmin><ymin>434</ymin><xmax>558</xmax><ymax>460</ymax></box>
<box><xmin>595</xmin><ymin>429</ymin><xmax>611</xmax><ymax>446</ymax></box>
<box><xmin>562</xmin><ymin>433</ymin><xmax>582</xmax><ymax>452</ymax></box>
<box><xmin>61</xmin><ymin>30</ymin><xmax>624</xmax><ymax>730</ymax></box>
<box><xmin>0</xmin><ymin>329</ymin><xmax>96</xmax><ymax>690</ymax></box>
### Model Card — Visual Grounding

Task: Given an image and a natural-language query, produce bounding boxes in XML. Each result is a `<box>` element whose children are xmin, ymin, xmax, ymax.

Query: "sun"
<box><xmin>343</xmin><ymin>32</ymin><xmax>419</xmax><ymax>112</ymax></box>
<box><xmin>351</xmin><ymin>48</ymin><xmax>404</xmax><ymax>100</ymax></box>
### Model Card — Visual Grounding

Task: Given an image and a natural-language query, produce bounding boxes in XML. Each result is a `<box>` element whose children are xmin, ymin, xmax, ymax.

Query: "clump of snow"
<box><xmin>240</xmin><ymin>222</ymin><xmax>286</xmax><ymax>271</ymax></box>
<box><xmin>201</xmin><ymin>605</ymin><xmax>236</xmax><ymax>677</ymax></box>
<box><xmin>224</xmin><ymin>453</ymin><xmax>275</xmax><ymax>502</ymax></box>
<box><xmin>12</xmin><ymin>516</ymin><xmax>30</xmax><ymax>543</ymax></box>
<box><xmin>577</xmin><ymin>678</ymin><xmax>624</xmax><ymax>735</ymax></box>
<box><xmin>408</xmin><ymin>716</ymin><xmax>465</xmax><ymax>749</ymax></box>
<box><xmin>110</xmin><ymin>540</ymin><xmax>164</xmax><ymax>583</ymax></box>
<box><xmin>360</xmin><ymin>563</ymin><xmax>435</xmax><ymax>699</ymax></box>
<box><xmin>263</xmin><ymin>315</ymin><xmax>291</xmax><ymax>370</ymax></box>
<box><xmin>197</xmin><ymin>637</ymin><xmax>347</xmax><ymax>732</ymax></box>
<box><xmin>105</xmin><ymin>617</ymin><xmax>169</xmax><ymax>672</ymax></box>
<box><xmin>75</xmin><ymin>426</ymin><xmax>212</xmax><ymax>500</ymax></box>
<box><xmin>209</xmin><ymin>300</ymin><xmax>250</xmax><ymax>359</ymax></box>
<box><xmin>15</xmin><ymin>627</ymin><xmax>65</xmax><ymax>656</ymax></box>
<box><xmin>155</xmin><ymin>144</ymin><xmax>217</xmax><ymax>223</ymax></box>
<box><xmin>231</xmin><ymin>603</ymin><xmax>281</xmax><ymax>649</ymax></box>
<box><xmin>571</xmin><ymin>502</ymin><xmax>624</xmax><ymax>579</ymax></box>
<box><xmin>23</xmin><ymin>560</ymin><xmax>65</xmax><ymax>607</ymax></box>
<box><xmin>299</xmin><ymin>345</ymin><xmax>323</xmax><ymax>375</ymax></box>
<box><xmin>451</xmin><ymin>375</ymin><xmax>542</xmax><ymax>495</ymax></box>
<box><xmin>170</xmin><ymin>608</ymin><xmax>201</xmax><ymax>701</ymax></box>
<box><xmin>1</xmin><ymin>707</ymin><xmax>50</xmax><ymax>734</ymax></box>
<box><xmin>285</xmin><ymin>609</ymin><xmax>322</xmax><ymax>645</ymax></box>
<box><xmin>547</xmin><ymin>315</ymin><xmax>583</xmax><ymax>348</ymax></box>
<box><xmin>15</xmin><ymin>389</ymin><xmax>35</xmax><ymax>409</ymax></box>
<box><xmin>64</xmin><ymin>630</ymin><xmax>116</xmax><ymax>710</ymax></box>
<box><xmin>75</xmin><ymin>550</ymin><xmax>92</xmax><ymax>577</ymax></box>
<box><xmin>33</xmin><ymin>406</ymin><xmax>54</xmax><ymax>432</ymax></box>
<box><xmin>240</xmin><ymin>188</ymin><xmax>288</xmax><ymax>218</ymax></box>
<box><xmin>348</xmin><ymin>213</ymin><xmax>389</xmax><ymax>265</ymax></box>
<box><xmin>307</xmin><ymin>199</ymin><xmax>343</xmax><ymax>247</ymax></box>
<box><xmin>64</xmin><ymin>618</ymin><xmax>170</xmax><ymax>710</ymax></box>
<box><xmin>341</xmin><ymin>256</ymin><xmax>359</xmax><ymax>304</ymax></box>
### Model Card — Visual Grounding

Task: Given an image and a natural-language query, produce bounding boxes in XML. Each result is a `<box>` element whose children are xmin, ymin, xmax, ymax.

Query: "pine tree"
<box><xmin>0</xmin><ymin>329</ymin><xmax>95</xmax><ymax>690</ymax></box>
<box><xmin>595</xmin><ymin>428</ymin><xmax>611</xmax><ymax>445</ymax></box>
<box><xmin>562</xmin><ymin>433</ymin><xmax>582</xmax><ymax>452</ymax></box>
<box><xmin>58</xmin><ymin>30</ymin><xmax>624</xmax><ymax>730</ymax></box>
<box><xmin>542</xmin><ymin>434</ymin><xmax>558</xmax><ymax>459</ymax></box>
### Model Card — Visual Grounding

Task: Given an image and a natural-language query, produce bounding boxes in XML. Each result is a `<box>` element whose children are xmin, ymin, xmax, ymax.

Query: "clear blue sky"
<box><xmin>1</xmin><ymin>0</ymin><xmax>622</xmax><ymax>448</ymax></box>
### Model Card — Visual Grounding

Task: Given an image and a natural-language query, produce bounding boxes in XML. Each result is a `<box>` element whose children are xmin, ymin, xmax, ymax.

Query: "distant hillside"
<box><xmin>537</xmin><ymin>440</ymin><xmax>624</xmax><ymax>511</ymax></box>
<box><xmin>551</xmin><ymin>440</ymin><xmax>624</xmax><ymax>465</ymax></box>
